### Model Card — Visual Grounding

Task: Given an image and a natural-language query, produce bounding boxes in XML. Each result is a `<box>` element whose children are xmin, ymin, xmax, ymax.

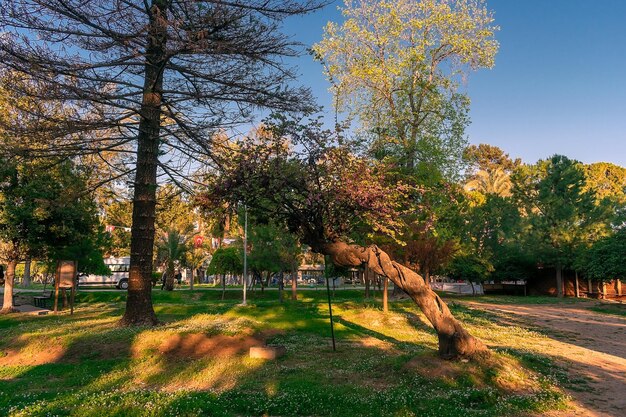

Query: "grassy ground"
<box><xmin>0</xmin><ymin>290</ymin><xmax>571</xmax><ymax>417</ymax></box>
<box><xmin>589</xmin><ymin>303</ymin><xmax>626</xmax><ymax>317</ymax></box>
<box><xmin>444</xmin><ymin>294</ymin><xmax>592</xmax><ymax>305</ymax></box>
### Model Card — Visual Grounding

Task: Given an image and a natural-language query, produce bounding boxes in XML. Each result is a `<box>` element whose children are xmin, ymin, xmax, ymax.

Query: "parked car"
<box><xmin>78</xmin><ymin>257</ymin><xmax>130</xmax><ymax>289</ymax></box>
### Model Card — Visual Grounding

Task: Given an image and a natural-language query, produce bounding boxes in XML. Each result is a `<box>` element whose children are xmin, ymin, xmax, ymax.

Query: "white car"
<box><xmin>79</xmin><ymin>257</ymin><xmax>130</xmax><ymax>289</ymax></box>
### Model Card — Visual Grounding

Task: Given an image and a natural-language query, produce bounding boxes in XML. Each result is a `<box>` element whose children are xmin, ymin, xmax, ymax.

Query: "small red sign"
<box><xmin>194</xmin><ymin>235</ymin><xmax>204</xmax><ymax>248</ymax></box>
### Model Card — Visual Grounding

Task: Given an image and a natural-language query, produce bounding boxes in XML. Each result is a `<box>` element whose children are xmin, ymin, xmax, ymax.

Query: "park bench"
<box><xmin>11</xmin><ymin>291</ymin><xmax>35</xmax><ymax>307</ymax></box>
<box><xmin>33</xmin><ymin>291</ymin><xmax>53</xmax><ymax>308</ymax></box>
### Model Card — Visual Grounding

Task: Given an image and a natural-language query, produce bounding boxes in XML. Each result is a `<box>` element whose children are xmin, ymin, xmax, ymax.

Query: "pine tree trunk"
<box><xmin>190</xmin><ymin>269</ymin><xmax>195</xmax><ymax>291</ymax></box>
<box><xmin>322</xmin><ymin>242</ymin><xmax>487</xmax><ymax>359</ymax></box>
<box><xmin>21</xmin><ymin>259</ymin><xmax>31</xmax><ymax>287</ymax></box>
<box><xmin>1</xmin><ymin>260</ymin><xmax>18</xmax><ymax>313</ymax></box>
<box><xmin>120</xmin><ymin>1</ymin><xmax>169</xmax><ymax>326</ymax></box>
<box><xmin>291</xmin><ymin>272</ymin><xmax>298</xmax><ymax>300</ymax></box>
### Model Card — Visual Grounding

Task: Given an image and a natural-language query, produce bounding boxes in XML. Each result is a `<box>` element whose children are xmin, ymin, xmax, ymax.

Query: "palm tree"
<box><xmin>186</xmin><ymin>245</ymin><xmax>211</xmax><ymax>290</ymax></box>
<box><xmin>465</xmin><ymin>168</ymin><xmax>512</xmax><ymax>197</ymax></box>
<box><xmin>156</xmin><ymin>229</ymin><xmax>190</xmax><ymax>291</ymax></box>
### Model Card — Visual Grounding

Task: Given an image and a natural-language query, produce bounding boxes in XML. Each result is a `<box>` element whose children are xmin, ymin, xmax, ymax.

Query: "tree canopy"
<box><xmin>0</xmin><ymin>0</ymin><xmax>325</xmax><ymax>325</ymax></box>
<box><xmin>0</xmin><ymin>157</ymin><xmax>104</xmax><ymax>312</ymax></box>
<box><xmin>578</xmin><ymin>229</ymin><xmax>626</xmax><ymax>282</ymax></box>
<box><xmin>313</xmin><ymin>0</ymin><xmax>498</xmax><ymax>175</ymax></box>
<box><xmin>201</xmin><ymin>116</ymin><xmax>487</xmax><ymax>358</ymax></box>
<box><xmin>207</xmin><ymin>247</ymin><xmax>243</xmax><ymax>277</ymax></box>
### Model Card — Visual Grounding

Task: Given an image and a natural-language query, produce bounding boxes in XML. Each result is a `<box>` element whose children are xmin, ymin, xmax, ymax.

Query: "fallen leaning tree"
<box><xmin>320</xmin><ymin>242</ymin><xmax>486</xmax><ymax>358</ymax></box>
<box><xmin>200</xmin><ymin>120</ymin><xmax>489</xmax><ymax>359</ymax></box>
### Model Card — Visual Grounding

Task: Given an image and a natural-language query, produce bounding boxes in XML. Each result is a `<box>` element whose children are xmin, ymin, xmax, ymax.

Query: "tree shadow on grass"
<box><xmin>333</xmin><ymin>315</ymin><xmax>431</xmax><ymax>354</ymax></box>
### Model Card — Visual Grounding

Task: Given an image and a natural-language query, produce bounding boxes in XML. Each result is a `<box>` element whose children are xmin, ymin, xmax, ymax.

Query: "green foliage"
<box><xmin>324</xmin><ymin>255</ymin><xmax>352</xmax><ymax>279</ymax></box>
<box><xmin>464</xmin><ymin>144</ymin><xmax>520</xmax><ymax>174</ymax></box>
<box><xmin>102</xmin><ymin>199</ymin><xmax>132</xmax><ymax>257</ymax></box>
<box><xmin>207</xmin><ymin>246</ymin><xmax>243</xmax><ymax>276</ymax></box>
<box><xmin>186</xmin><ymin>245</ymin><xmax>211</xmax><ymax>272</ymax></box>
<box><xmin>577</xmin><ymin>228</ymin><xmax>626</xmax><ymax>281</ymax></box>
<box><xmin>248</xmin><ymin>221</ymin><xmax>301</xmax><ymax>275</ymax></box>
<box><xmin>583</xmin><ymin>162</ymin><xmax>626</xmax><ymax>204</ymax></box>
<box><xmin>512</xmin><ymin>155</ymin><xmax>608</xmax><ymax>270</ymax></box>
<box><xmin>0</xmin><ymin>157</ymin><xmax>104</xmax><ymax>271</ymax></box>
<box><xmin>489</xmin><ymin>245</ymin><xmax>536</xmax><ymax>282</ymax></box>
<box><xmin>156</xmin><ymin>186</ymin><xmax>197</xmax><ymax>235</ymax></box>
<box><xmin>447</xmin><ymin>253</ymin><xmax>493</xmax><ymax>284</ymax></box>
<box><xmin>156</xmin><ymin>230</ymin><xmax>190</xmax><ymax>268</ymax></box>
<box><xmin>465</xmin><ymin>169</ymin><xmax>512</xmax><ymax>197</ymax></box>
<box><xmin>156</xmin><ymin>229</ymin><xmax>191</xmax><ymax>290</ymax></box>
<box><xmin>55</xmin><ymin>228</ymin><xmax>110</xmax><ymax>275</ymax></box>
<box><xmin>465</xmin><ymin>195</ymin><xmax>522</xmax><ymax>254</ymax></box>
<box><xmin>202</xmin><ymin>116</ymin><xmax>409</xmax><ymax>251</ymax></box>
<box><xmin>314</xmin><ymin>0</ymin><xmax>498</xmax><ymax>177</ymax></box>
<box><xmin>463</xmin><ymin>145</ymin><xmax>520</xmax><ymax>199</ymax></box>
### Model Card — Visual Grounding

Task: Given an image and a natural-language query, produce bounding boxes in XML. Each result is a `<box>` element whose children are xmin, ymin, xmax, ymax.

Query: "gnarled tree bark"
<box><xmin>321</xmin><ymin>241</ymin><xmax>487</xmax><ymax>359</ymax></box>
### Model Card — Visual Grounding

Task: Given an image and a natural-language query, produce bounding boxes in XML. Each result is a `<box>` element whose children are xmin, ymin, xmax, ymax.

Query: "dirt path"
<box><xmin>467</xmin><ymin>302</ymin><xmax>626</xmax><ymax>417</ymax></box>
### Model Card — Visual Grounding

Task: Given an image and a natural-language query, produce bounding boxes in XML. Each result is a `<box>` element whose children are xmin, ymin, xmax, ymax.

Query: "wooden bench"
<box><xmin>33</xmin><ymin>291</ymin><xmax>53</xmax><ymax>308</ymax></box>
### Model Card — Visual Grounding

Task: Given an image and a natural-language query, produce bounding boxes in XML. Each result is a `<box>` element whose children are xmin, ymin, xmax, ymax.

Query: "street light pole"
<box><xmin>242</xmin><ymin>204</ymin><xmax>248</xmax><ymax>306</ymax></box>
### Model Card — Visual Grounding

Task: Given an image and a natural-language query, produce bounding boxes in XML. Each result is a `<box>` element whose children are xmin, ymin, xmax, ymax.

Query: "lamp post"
<box><xmin>242</xmin><ymin>204</ymin><xmax>248</xmax><ymax>306</ymax></box>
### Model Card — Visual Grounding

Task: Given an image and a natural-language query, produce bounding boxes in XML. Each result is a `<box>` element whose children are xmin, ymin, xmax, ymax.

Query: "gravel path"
<box><xmin>469</xmin><ymin>302</ymin><xmax>626</xmax><ymax>417</ymax></box>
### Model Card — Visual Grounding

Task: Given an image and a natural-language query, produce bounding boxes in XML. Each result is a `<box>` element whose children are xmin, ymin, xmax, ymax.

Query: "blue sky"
<box><xmin>282</xmin><ymin>0</ymin><xmax>626</xmax><ymax>166</ymax></box>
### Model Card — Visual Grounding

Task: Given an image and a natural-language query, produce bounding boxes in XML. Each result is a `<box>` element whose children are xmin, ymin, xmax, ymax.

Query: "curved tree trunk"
<box><xmin>321</xmin><ymin>242</ymin><xmax>487</xmax><ymax>359</ymax></box>
<box><xmin>0</xmin><ymin>260</ymin><xmax>18</xmax><ymax>314</ymax></box>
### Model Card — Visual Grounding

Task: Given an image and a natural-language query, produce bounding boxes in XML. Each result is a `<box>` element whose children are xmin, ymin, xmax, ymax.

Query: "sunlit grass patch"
<box><xmin>0</xmin><ymin>290</ymin><xmax>572</xmax><ymax>416</ymax></box>
<box><xmin>589</xmin><ymin>303</ymin><xmax>626</xmax><ymax>317</ymax></box>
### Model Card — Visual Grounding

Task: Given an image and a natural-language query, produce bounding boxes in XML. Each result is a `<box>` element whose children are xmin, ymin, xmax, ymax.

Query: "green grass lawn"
<box><xmin>443</xmin><ymin>294</ymin><xmax>593</xmax><ymax>305</ymax></box>
<box><xmin>589</xmin><ymin>303</ymin><xmax>626</xmax><ymax>317</ymax></box>
<box><xmin>0</xmin><ymin>290</ymin><xmax>570</xmax><ymax>416</ymax></box>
